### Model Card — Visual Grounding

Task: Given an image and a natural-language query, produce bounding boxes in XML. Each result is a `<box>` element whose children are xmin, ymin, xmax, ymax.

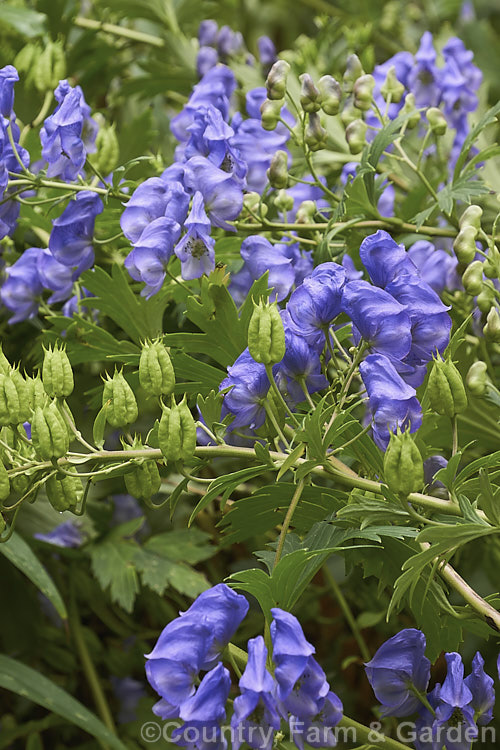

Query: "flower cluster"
<box><xmin>221</xmin><ymin>230</ymin><xmax>451</xmax><ymax>449</ymax></box>
<box><xmin>196</xmin><ymin>19</ymin><xmax>276</xmax><ymax>77</ymax></box>
<box><xmin>0</xmin><ymin>65</ymin><xmax>29</xmax><ymax>241</ymax></box>
<box><xmin>145</xmin><ymin>585</ymin><xmax>343</xmax><ymax>750</ymax></box>
<box><xmin>365</xmin><ymin>629</ymin><xmax>496</xmax><ymax>750</ymax></box>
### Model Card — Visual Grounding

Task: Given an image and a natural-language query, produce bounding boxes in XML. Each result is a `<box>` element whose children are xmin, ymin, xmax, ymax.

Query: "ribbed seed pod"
<box><xmin>45</xmin><ymin>469</ymin><xmax>83</xmax><ymax>512</ymax></box>
<box><xmin>42</xmin><ymin>345</ymin><xmax>74</xmax><ymax>398</ymax></box>
<box><xmin>383</xmin><ymin>429</ymin><xmax>424</xmax><ymax>496</ymax></box>
<box><xmin>0</xmin><ymin>458</ymin><xmax>10</xmax><ymax>502</ymax></box>
<box><xmin>139</xmin><ymin>340</ymin><xmax>175</xmax><ymax>397</ymax></box>
<box><xmin>31</xmin><ymin>401</ymin><xmax>70</xmax><ymax>460</ymax></box>
<box><xmin>124</xmin><ymin>460</ymin><xmax>161</xmax><ymax>500</ymax></box>
<box><xmin>102</xmin><ymin>371</ymin><xmax>138</xmax><ymax>428</ymax></box>
<box><xmin>0</xmin><ymin>370</ymin><xmax>30</xmax><ymax>425</ymax></box>
<box><xmin>158</xmin><ymin>397</ymin><xmax>196</xmax><ymax>463</ymax></box>
<box><xmin>248</xmin><ymin>301</ymin><xmax>285</xmax><ymax>365</ymax></box>
<box><xmin>428</xmin><ymin>357</ymin><xmax>467</xmax><ymax>418</ymax></box>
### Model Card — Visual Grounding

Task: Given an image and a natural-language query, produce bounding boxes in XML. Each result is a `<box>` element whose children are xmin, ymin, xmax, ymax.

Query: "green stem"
<box><xmin>273</xmin><ymin>479</ymin><xmax>305</xmax><ymax>569</ymax></box>
<box><xmin>451</xmin><ymin>415</ymin><xmax>458</xmax><ymax>457</ymax></box>
<box><xmin>232</xmin><ymin>218</ymin><xmax>457</xmax><ymax>238</ymax></box>
<box><xmin>264</xmin><ymin>400</ymin><xmax>290</xmax><ymax>449</ymax></box>
<box><xmin>7</xmin><ymin>177</ymin><xmax>129</xmax><ymax>201</ymax></box>
<box><xmin>265</xmin><ymin>364</ymin><xmax>300</xmax><ymax>427</ymax></box>
<box><xmin>323</xmin><ymin>566</ymin><xmax>371</xmax><ymax>662</ymax></box>
<box><xmin>338</xmin><ymin>716</ymin><xmax>413</xmax><ymax>750</ymax></box>
<box><xmin>74</xmin><ymin>16</ymin><xmax>165</xmax><ymax>47</ymax></box>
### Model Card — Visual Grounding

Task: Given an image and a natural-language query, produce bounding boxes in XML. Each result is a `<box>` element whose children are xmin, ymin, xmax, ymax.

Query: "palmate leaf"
<box><xmin>453</xmin><ymin>100</ymin><xmax>500</xmax><ymax>179</ymax></box>
<box><xmin>0</xmin><ymin>656</ymin><xmax>128</xmax><ymax>750</ymax></box>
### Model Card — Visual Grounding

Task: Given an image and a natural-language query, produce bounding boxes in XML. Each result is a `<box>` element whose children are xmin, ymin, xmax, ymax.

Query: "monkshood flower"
<box><xmin>441</xmin><ymin>38</ymin><xmax>482</xmax><ymax>129</ymax></box>
<box><xmin>172</xmin><ymin>663</ymin><xmax>231</xmax><ymax>750</ymax></box>
<box><xmin>37</xmin><ymin>248</ymin><xmax>76</xmax><ymax>303</ymax></box>
<box><xmin>359</xmin><ymin>354</ymin><xmax>422</xmax><ymax>449</ymax></box>
<box><xmin>433</xmin><ymin>653</ymin><xmax>478</xmax><ymax>749</ymax></box>
<box><xmin>423</xmin><ymin>455</ymin><xmax>448</xmax><ymax>495</ymax></box>
<box><xmin>358</xmin><ymin>230</ymin><xmax>418</xmax><ymax>289</ymax></box>
<box><xmin>197</xmin><ymin>46</ymin><xmax>219</xmax><ymax>77</ymax></box>
<box><xmin>364</xmin><ymin>628</ymin><xmax>431</xmax><ymax>717</ymax></box>
<box><xmin>0</xmin><ymin>116</ymin><xmax>30</xmax><ymax>239</ymax></box>
<box><xmin>120</xmin><ymin>177</ymin><xmax>189</xmax><ymax>245</ymax></box>
<box><xmin>220</xmin><ymin>349</ymin><xmax>270</xmax><ymax>430</ymax></box>
<box><xmin>34</xmin><ymin>520</ymin><xmax>84</xmax><ymax>548</ymax></box>
<box><xmin>61</xmin><ymin>288</ymin><xmax>92</xmax><ymax>318</ymax></box>
<box><xmin>0</xmin><ymin>65</ymin><xmax>19</xmax><ymax>118</ymax></box>
<box><xmin>231</xmin><ymin>636</ymin><xmax>281</xmax><ymax>750</ymax></box>
<box><xmin>198</xmin><ymin>20</ymin><xmax>218</xmax><ymax>47</ymax></box>
<box><xmin>270</xmin><ymin>608</ymin><xmax>316</xmax><ymax>702</ymax></box>
<box><xmin>0</xmin><ymin>247</ymin><xmax>44</xmax><ymax>323</ymax></box>
<box><xmin>171</xmin><ymin>65</ymin><xmax>237</xmax><ymax>143</ymax></box>
<box><xmin>49</xmin><ymin>191</ymin><xmax>103</xmax><ymax>272</ymax></box>
<box><xmin>217</xmin><ymin>26</ymin><xmax>244</xmax><ymax>58</ymax></box>
<box><xmin>258</xmin><ymin>36</ymin><xmax>277</xmax><ymax>67</ymax></box>
<box><xmin>184</xmin><ymin>155</ymin><xmax>243</xmax><ymax>231</ymax></box>
<box><xmin>286</xmin><ymin>262</ymin><xmax>346</xmax><ymax>346</ymax></box>
<box><xmin>174</xmin><ymin>191</ymin><xmax>215</xmax><ymax>280</ymax></box>
<box><xmin>464</xmin><ymin>652</ymin><xmax>495</xmax><ymax>725</ymax></box>
<box><xmin>276</xmin><ymin>315</ymin><xmax>328</xmax><ymax>404</ymax></box>
<box><xmin>40</xmin><ymin>80</ymin><xmax>96</xmax><ymax>182</ymax></box>
<box><xmin>182</xmin><ymin>104</ymin><xmax>247</xmax><ymax>183</ymax></box>
<box><xmin>229</xmin><ymin>235</ymin><xmax>296</xmax><ymax>304</ymax></box>
<box><xmin>407</xmin><ymin>32</ymin><xmax>442</xmax><ymax>107</ymax></box>
<box><xmin>407</xmin><ymin>240</ymin><xmax>458</xmax><ymax>294</ymax></box>
<box><xmin>289</xmin><ymin>692</ymin><xmax>343</xmax><ymax>750</ymax></box>
<box><xmin>342</xmin><ymin>281</ymin><xmax>412</xmax><ymax>360</ymax></box>
<box><xmin>125</xmin><ymin>217</ymin><xmax>181</xmax><ymax>296</ymax></box>
<box><xmin>111</xmin><ymin>676</ymin><xmax>146</xmax><ymax>724</ymax></box>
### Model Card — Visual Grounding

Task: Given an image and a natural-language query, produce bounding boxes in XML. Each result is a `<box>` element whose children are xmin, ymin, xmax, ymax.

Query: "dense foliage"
<box><xmin>0</xmin><ymin>1</ymin><xmax>499</xmax><ymax>749</ymax></box>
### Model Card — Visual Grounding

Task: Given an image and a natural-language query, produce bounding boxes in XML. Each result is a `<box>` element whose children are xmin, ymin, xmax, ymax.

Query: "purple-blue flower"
<box><xmin>220</xmin><ymin>349</ymin><xmax>270</xmax><ymax>430</ymax></box>
<box><xmin>34</xmin><ymin>520</ymin><xmax>84</xmax><ymax>548</ymax></box>
<box><xmin>276</xmin><ymin>316</ymin><xmax>328</xmax><ymax>404</ymax></box>
<box><xmin>364</xmin><ymin>628</ymin><xmax>431</xmax><ymax>717</ymax></box>
<box><xmin>174</xmin><ymin>191</ymin><xmax>215</xmax><ymax>280</ymax></box>
<box><xmin>270</xmin><ymin>608</ymin><xmax>316</xmax><ymax>703</ymax></box>
<box><xmin>49</xmin><ymin>191</ymin><xmax>103</xmax><ymax>271</ymax></box>
<box><xmin>197</xmin><ymin>46</ymin><xmax>219</xmax><ymax>77</ymax></box>
<box><xmin>289</xmin><ymin>692</ymin><xmax>343</xmax><ymax>750</ymax></box>
<box><xmin>198</xmin><ymin>20</ymin><xmax>218</xmax><ymax>47</ymax></box>
<box><xmin>37</xmin><ymin>248</ymin><xmax>76</xmax><ymax>303</ymax></box>
<box><xmin>230</xmin><ymin>236</ymin><xmax>295</xmax><ymax>304</ymax></box>
<box><xmin>1</xmin><ymin>247</ymin><xmax>44</xmax><ymax>323</ymax></box>
<box><xmin>173</xmin><ymin>663</ymin><xmax>231</xmax><ymax>750</ymax></box>
<box><xmin>433</xmin><ymin>652</ymin><xmax>478</xmax><ymax>750</ymax></box>
<box><xmin>0</xmin><ymin>65</ymin><xmax>19</xmax><ymax>118</ymax></box>
<box><xmin>125</xmin><ymin>217</ymin><xmax>181</xmax><ymax>296</ymax></box>
<box><xmin>407</xmin><ymin>32</ymin><xmax>442</xmax><ymax>108</ymax></box>
<box><xmin>359</xmin><ymin>354</ymin><xmax>422</xmax><ymax>449</ymax></box>
<box><xmin>120</xmin><ymin>177</ymin><xmax>189</xmax><ymax>245</ymax></box>
<box><xmin>171</xmin><ymin>65</ymin><xmax>236</xmax><ymax>143</ymax></box>
<box><xmin>464</xmin><ymin>652</ymin><xmax>495</xmax><ymax>726</ymax></box>
<box><xmin>258</xmin><ymin>37</ymin><xmax>277</xmax><ymax>67</ymax></box>
<box><xmin>359</xmin><ymin>230</ymin><xmax>418</xmax><ymax>289</ymax></box>
<box><xmin>407</xmin><ymin>240</ymin><xmax>457</xmax><ymax>294</ymax></box>
<box><xmin>286</xmin><ymin>262</ymin><xmax>346</xmax><ymax>344</ymax></box>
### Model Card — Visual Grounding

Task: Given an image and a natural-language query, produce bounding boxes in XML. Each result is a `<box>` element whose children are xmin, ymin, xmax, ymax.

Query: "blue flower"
<box><xmin>432</xmin><ymin>653</ymin><xmax>478</xmax><ymax>750</ymax></box>
<box><xmin>231</xmin><ymin>636</ymin><xmax>281</xmax><ymax>750</ymax></box>
<box><xmin>37</xmin><ymin>248</ymin><xmax>76</xmax><ymax>303</ymax></box>
<box><xmin>464</xmin><ymin>652</ymin><xmax>495</xmax><ymax>726</ymax></box>
<box><xmin>359</xmin><ymin>230</ymin><xmax>418</xmax><ymax>289</ymax></box>
<box><xmin>111</xmin><ymin>676</ymin><xmax>146</xmax><ymax>724</ymax></box>
<box><xmin>1</xmin><ymin>247</ymin><xmax>44</xmax><ymax>323</ymax></box>
<box><xmin>0</xmin><ymin>65</ymin><xmax>19</xmax><ymax>118</ymax></box>
<box><xmin>120</xmin><ymin>177</ymin><xmax>189</xmax><ymax>245</ymax></box>
<box><xmin>0</xmin><ymin>117</ymin><xmax>29</xmax><ymax>239</ymax></box>
<box><xmin>359</xmin><ymin>354</ymin><xmax>422</xmax><ymax>449</ymax></box>
<box><xmin>364</xmin><ymin>628</ymin><xmax>431</xmax><ymax>717</ymax></box>
<box><xmin>276</xmin><ymin>316</ymin><xmax>328</xmax><ymax>404</ymax></box>
<box><xmin>197</xmin><ymin>46</ymin><xmax>219</xmax><ymax>77</ymax></box>
<box><xmin>270</xmin><ymin>608</ymin><xmax>316</xmax><ymax>703</ymax></box>
<box><xmin>198</xmin><ymin>20</ymin><xmax>218</xmax><ymax>47</ymax></box>
<box><xmin>286</xmin><ymin>262</ymin><xmax>346</xmax><ymax>344</ymax></box>
<box><xmin>407</xmin><ymin>240</ymin><xmax>457</xmax><ymax>294</ymax></box>
<box><xmin>289</xmin><ymin>691</ymin><xmax>343</xmax><ymax>750</ymax></box>
<box><xmin>174</xmin><ymin>191</ymin><xmax>215</xmax><ymax>280</ymax></box>
<box><xmin>183</xmin><ymin>105</ymin><xmax>246</xmax><ymax>183</ymax></box>
<box><xmin>342</xmin><ymin>281</ymin><xmax>412</xmax><ymax>360</ymax></box>
<box><xmin>49</xmin><ymin>191</ymin><xmax>103</xmax><ymax>271</ymax></box>
<box><xmin>230</xmin><ymin>236</ymin><xmax>295</xmax><ymax>304</ymax></box>
<box><xmin>407</xmin><ymin>32</ymin><xmax>442</xmax><ymax>107</ymax></box>
<box><xmin>125</xmin><ymin>217</ymin><xmax>181</xmax><ymax>296</ymax></box>
<box><xmin>172</xmin><ymin>663</ymin><xmax>231</xmax><ymax>750</ymax></box>
<box><xmin>34</xmin><ymin>520</ymin><xmax>84</xmax><ymax>548</ymax></box>
<box><xmin>258</xmin><ymin>37</ymin><xmax>277</xmax><ymax>67</ymax></box>
<box><xmin>171</xmin><ymin>65</ymin><xmax>236</xmax><ymax>143</ymax></box>
<box><xmin>220</xmin><ymin>349</ymin><xmax>270</xmax><ymax>430</ymax></box>
<box><xmin>184</xmin><ymin>155</ymin><xmax>243</xmax><ymax>231</ymax></box>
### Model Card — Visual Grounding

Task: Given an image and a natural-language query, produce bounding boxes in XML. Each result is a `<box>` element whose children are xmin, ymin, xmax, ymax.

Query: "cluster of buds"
<box><xmin>261</xmin><ymin>60</ymin><xmax>290</xmax><ymax>130</ymax></box>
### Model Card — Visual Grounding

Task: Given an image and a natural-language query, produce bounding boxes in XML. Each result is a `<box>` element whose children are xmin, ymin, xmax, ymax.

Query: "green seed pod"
<box><xmin>345</xmin><ymin>119</ymin><xmax>367</xmax><ymax>155</ymax></box>
<box><xmin>159</xmin><ymin>396</ymin><xmax>196</xmax><ymax>463</ymax></box>
<box><xmin>0</xmin><ymin>345</ymin><xmax>10</xmax><ymax>376</ymax></box>
<box><xmin>124</xmin><ymin>459</ymin><xmax>161</xmax><ymax>500</ymax></box>
<box><xmin>0</xmin><ymin>370</ymin><xmax>30</xmax><ymax>426</ymax></box>
<box><xmin>91</xmin><ymin>123</ymin><xmax>119</xmax><ymax>177</ymax></box>
<box><xmin>139</xmin><ymin>340</ymin><xmax>175</xmax><ymax>397</ymax></box>
<box><xmin>42</xmin><ymin>345</ymin><xmax>74</xmax><ymax>398</ymax></box>
<box><xmin>483</xmin><ymin>247</ymin><xmax>500</xmax><ymax>279</ymax></box>
<box><xmin>102</xmin><ymin>371</ymin><xmax>138</xmax><ymax>428</ymax></box>
<box><xmin>380</xmin><ymin>65</ymin><xmax>405</xmax><ymax>103</ymax></box>
<box><xmin>353</xmin><ymin>74</ymin><xmax>375</xmax><ymax>111</ymax></box>
<box><xmin>476</xmin><ymin>286</ymin><xmax>495</xmax><ymax>314</ymax></box>
<box><xmin>462</xmin><ymin>260</ymin><xmax>483</xmax><ymax>296</ymax></box>
<box><xmin>343</xmin><ymin>54</ymin><xmax>364</xmax><ymax>94</ymax></box>
<box><xmin>399</xmin><ymin>93</ymin><xmax>421</xmax><ymax>129</ymax></box>
<box><xmin>11</xmin><ymin>474</ymin><xmax>29</xmax><ymax>495</ymax></box>
<box><xmin>260</xmin><ymin>98</ymin><xmax>282</xmax><ymax>131</ymax></box>
<box><xmin>265</xmin><ymin>60</ymin><xmax>290</xmax><ymax>100</ymax></box>
<box><xmin>453</xmin><ymin>226</ymin><xmax>477</xmax><ymax>264</ymax></box>
<box><xmin>383</xmin><ymin>429</ymin><xmax>424</xmax><ymax>496</ymax></box>
<box><xmin>31</xmin><ymin>400</ymin><xmax>70</xmax><ymax>460</ymax></box>
<box><xmin>466</xmin><ymin>361</ymin><xmax>488</xmax><ymax>397</ymax></box>
<box><xmin>248</xmin><ymin>300</ymin><xmax>285</xmax><ymax>365</ymax></box>
<box><xmin>483</xmin><ymin>307</ymin><xmax>500</xmax><ymax>342</ymax></box>
<box><xmin>266</xmin><ymin>150</ymin><xmax>289</xmax><ymax>189</ymax></box>
<box><xmin>0</xmin><ymin>458</ymin><xmax>10</xmax><ymax>502</ymax></box>
<box><xmin>14</xmin><ymin>43</ymin><xmax>41</xmax><ymax>89</ymax></box>
<box><xmin>426</xmin><ymin>107</ymin><xmax>447</xmax><ymax>135</ymax></box>
<box><xmin>26</xmin><ymin>374</ymin><xmax>48</xmax><ymax>411</ymax></box>
<box><xmin>34</xmin><ymin>40</ymin><xmax>66</xmax><ymax>93</ymax></box>
<box><xmin>45</xmin><ymin>469</ymin><xmax>82</xmax><ymax>512</ymax></box>
<box><xmin>428</xmin><ymin>357</ymin><xmax>468</xmax><ymax>418</ymax></box>
<box><xmin>0</xmin><ymin>514</ymin><xmax>5</xmax><ymax>535</ymax></box>
<box><xmin>299</xmin><ymin>73</ymin><xmax>320</xmax><ymax>113</ymax></box>
<box><xmin>274</xmin><ymin>189</ymin><xmax>294</xmax><ymax>213</ymax></box>
<box><xmin>305</xmin><ymin>112</ymin><xmax>327</xmax><ymax>151</ymax></box>
<box><xmin>295</xmin><ymin>200</ymin><xmax>316</xmax><ymax>224</ymax></box>
<box><xmin>317</xmin><ymin>75</ymin><xmax>342</xmax><ymax>116</ymax></box>
<box><xmin>459</xmin><ymin>204</ymin><xmax>483</xmax><ymax>232</ymax></box>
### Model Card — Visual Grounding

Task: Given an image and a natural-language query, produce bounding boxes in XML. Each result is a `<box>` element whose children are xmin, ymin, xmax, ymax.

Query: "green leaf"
<box><xmin>0</xmin><ymin>533</ymin><xmax>67</xmax><ymax>620</ymax></box>
<box><xmin>92</xmin><ymin>405</ymin><xmax>107</xmax><ymax>450</ymax></box>
<box><xmin>0</xmin><ymin>655</ymin><xmax>127</xmax><ymax>750</ymax></box>
<box><xmin>188</xmin><ymin>465</ymin><xmax>268</xmax><ymax>525</ymax></box>
<box><xmin>453</xmin><ymin>100</ymin><xmax>500</xmax><ymax>180</ymax></box>
<box><xmin>89</xmin><ymin>539</ymin><xmax>139</xmax><ymax>612</ymax></box>
<box><xmin>0</xmin><ymin>6</ymin><xmax>47</xmax><ymax>37</ymax></box>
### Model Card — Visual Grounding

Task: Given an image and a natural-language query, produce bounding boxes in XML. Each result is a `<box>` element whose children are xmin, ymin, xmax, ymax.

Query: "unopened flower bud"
<box><xmin>428</xmin><ymin>356</ymin><xmax>467</xmax><ymax>418</ymax></box>
<box><xmin>380</xmin><ymin>65</ymin><xmax>405</xmax><ymax>103</ymax></box>
<box><xmin>318</xmin><ymin>75</ymin><xmax>342</xmax><ymax>115</ymax></box>
<box><xmin>483</xmin><ymin>307</ymin><xmax>500</xmax><ymax>342</ymax></box>
<box><xmin>266</xmin><ymin>150</ymin><xmax>289</xmax><ymax>188</ymax></box>
<box><xmin>345</xmin><ymin>118</ymin><xmax>367</xmax><ymax>154</ymax></box>
<box><xmin>299</xmin><ymin>74</ymin><xmax>320</xmax><ymax>112</ymax></box>
<box><xmin>343</xmin><ymin>54</ymin><xmax>364</xmax><ymax>93</ymax></box>
<box><xmin>483</xmin><ymin>247</ymin><xmax>500</xmax><ymax>279</ymax></box>
<box><xmin>295</xmin><ymin>200</ymin><xmax>317</xmax><ymax>224</ymax></box>
<box><xmin>139</xmin><ymin>340</ymin><xmax>175</xmax><ymax>397</ymax></box>
<box><xmin>42</xmin><ymin>345</ymin><xmax>74</xmax><ymax>399</ymax></box>
<box><xmin>466</xmin><ymin>361</ymin><xmax>488</xmax><ymax>396</ymax></box>
<box><xmin>248</xmin><ymin>301</ymin><xmax>285</xmax><ymax>365</ymax></box>
<box><xmin>459</xmin><ymin>205</ymin><xmax>482</xmax><ymax>232</ymax></box>
<box><xmin>305</xmin><ymin>112</ymin><xmax>327</xmax><ymax>151</ymax></box>
<box><xmin>462</xmin><ymin>260</ymin><xmax>483</xmax><ymax>296</ymax></box>
<box><xmin>476</xmin><ymin>286</ymin><xmax>495</xmax><ymax>314</ymax></box>
<box><xmin>102</xmin><ymin>371</ymin><xmax>138</xmax><ymax>428</ymax></box>
<box><xmin>400</xmin><ymin>93</ymin><xmax>420</xmax><ymax>129</ymax></box>
<box><xmin>274</xmin><ymin>189</ymin><xmax>294</xmax><ymax>213</ymax></box>
<box><xmin>453</xmin><ymin>226</ymin><xmax>477</xmax><ymax>264</ymax></box>
<box><xmin>353</xmin><ymin>74</ymin><xmax>375</xmax><ymax>111</ymax></box>
<box><xmin>260</xmin><ymin>98</ymin><xmax>282</xmax><ymax>130</ymax></box>
<box><xmin>266</xmin><ymin>59</ymin><xmax>290</xmax><ymax>100</ymax></box>
<box><xmin>340</xmin><ymin>98</ymin><xmax>362</xmax><ymax>127</ymax></box>
<box><xmin>383</xmin><ymin>429</ymin><xmax>424</xmax><ymax>496</ymax></box>
<box><xmin>426</xmin><ymin>107</ymin><xmax>447</xmax><ymax>135</ymax></box>
<box><xmin>159</xmin><ymin>396</ymin><xmax>196</xmax><ymax>464</ymax></box>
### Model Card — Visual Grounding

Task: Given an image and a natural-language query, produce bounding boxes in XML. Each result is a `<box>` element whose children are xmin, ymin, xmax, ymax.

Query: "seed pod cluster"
<box><xmin>248</xmin><ymin>300</ymin><xmax>285</xmax><ymax>365</ymax></box>
<box><xmin>42</xmin><ymin>345</ymin><xmax>74</xmax><ymax>398</ymax></box>
<box><xmin>428</xmin><ymin>357</ymin><xmax>467</xmax><ymax>418</ymax></box>
<box><xmin>31</xmin><ymin>401</ymin><xmax>70</xmax><ymax>460</ymax></box>
<box><xmin>125</xmin><ymin>459</ymin><xmax>161</xmax><ymax>500</ymax></box>
<box><xmin>159</xmin><ymin>396</ymin><xmax>196</xmax><ymax>463</ymax></box>
<box><xmin>46</xmin><ymin>469</ymin><xmax>83</xmax><ymax>512</ymax></box>
<box><xmin>383</xmin><ymin>429</ymin><xmax>424</xmax><ymax>497</ymax></box>
<box><xmin>139</xmin><ymin>340</ymin><xmax>175</xmax><ymax>397</ymax></box>
<box><xmin>102</xmin><ymin>371</ymin><xmax>138</xmax><ymax>428</ymax></box>
<box><xmin>34</xmin><ymin>40</ymin><xmax>66</xmax><ymax>93</ymax></box>
<box><xmin>0</xmin><ymin>369</ymin><xmax>30</xmax><ymax>426</ymax></box>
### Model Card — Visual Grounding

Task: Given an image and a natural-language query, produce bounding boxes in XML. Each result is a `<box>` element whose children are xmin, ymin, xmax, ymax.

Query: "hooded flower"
<box><xmin>49</xmin><ymin>191</ymin><xmax>103</xmax><ymax>271</ymax></box>
<box><xmin>0</xmin><ymin>65</ymin><xmax>19</xmax><ymax>118</ymax></box>
<box><xmin>359</xmin><ymin>230</ymin><xmax>418</xmax><ymax>289</ymax></box>
<box><xmin>125</xmin><ymin>217</ymin><xmax>182</xmax><ymax>296</ymax></box>
<box><xmin>464</xmin><ymin>652</ymin><xmax>495</xmax><ymax>726</ymax></box>
<box><xmin>1</xmin><ymin>247</ymin><xmax>44</xmax><ymax>323</ymax></box>
<box><xmin>174</xmin><ymin>191</ymin><xmax>215</xmax><ymax>280</ymax></box>
<box><xmin>220</xmin><ymin>349</ymin><xmax>270</xmax><ymax>430</ymax></box>
<box><xmin>184</xmin><ymin>156</ymin><xmax>243</xmax><ymax>231</ymax></box>
<box><xmin>270</xmin><ymin>608</ymin><xmax>316</xmax><ymax>702</ymax></box>
<box><xmin>120</xmin><ymin>178</ymin><xmax>189</xmax><ymax>245</ymax></box>
<box><xmin>286</xmin><ymin>262</ymin><xmax>346</xmax><ymax>345</ymax></box>
<box><xmin>34</xmin><ymin>520</ymin><xmax>84</xmax><ymax>548</ymax></box>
